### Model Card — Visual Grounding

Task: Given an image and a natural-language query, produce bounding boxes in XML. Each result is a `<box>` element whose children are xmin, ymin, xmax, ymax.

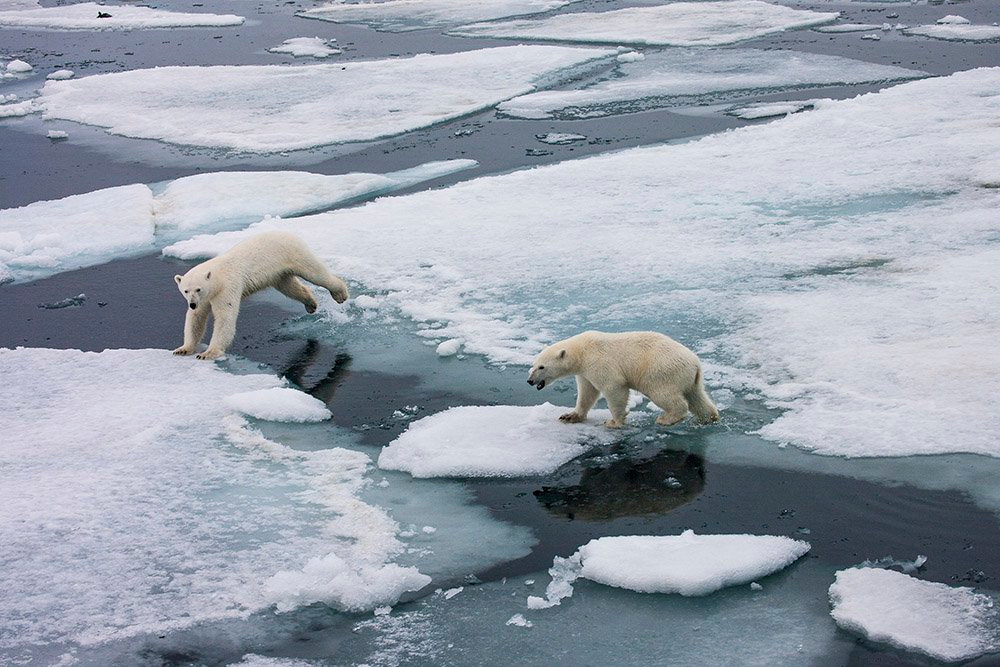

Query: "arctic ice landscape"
<box><xmin>3</xmin><ymin>0</ymin><xmax>1000</xmax><ymax>665</ymax></box>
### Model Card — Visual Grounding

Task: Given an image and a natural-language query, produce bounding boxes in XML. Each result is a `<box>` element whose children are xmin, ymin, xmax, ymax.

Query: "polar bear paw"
<box><xmin>559</xmin><ymin>411</ymin><xmax>586</xmax><ymax>423</ymax></box>
<box><xmin>603</xmin><ymin>418</ymin><xmax>624</xmax><ymax>429</ymax></box>
<box><xmin>195</xmin><ymin>349</ymin><xmax>224</xmax><ymax>361</ymax></box>
<box><xmin>173</xmin><ymin>346</ymin><xmax>194</xmax><ymax>356</ymax></box>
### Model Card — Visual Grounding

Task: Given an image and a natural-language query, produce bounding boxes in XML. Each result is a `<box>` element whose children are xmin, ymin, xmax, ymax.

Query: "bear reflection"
<box><xmin>534</xmin><ymin>448</ymin><xmax>705</xmax><ymax>521</ymax></box>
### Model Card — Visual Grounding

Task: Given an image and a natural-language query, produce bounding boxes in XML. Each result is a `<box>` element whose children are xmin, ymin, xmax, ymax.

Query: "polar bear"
<box><xmin>173</xmin><ymin>231</ymin><xmax>348</xmax><ymax>360</ymax></box>
<box><xmin>527</xmin><ymin>330</ymin><xmax>719</xmax><ymax>428</ymax></box>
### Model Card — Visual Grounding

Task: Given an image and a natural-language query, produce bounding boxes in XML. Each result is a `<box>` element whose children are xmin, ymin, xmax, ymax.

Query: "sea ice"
<box><xmin>46</xmin><ymin>69</ymin><xmax>74</xmax><ymax>80</ymax></box>
<box><xmin>38</xmin><ymin>45</ymin><xmax>615</xmax><ymax>152</ymax></box>
<box><xmin>0</xmin><ymin>99</ymin><xmax>36</xmax><ymax>117</ymax></box>
<box><xmin>449</xmin><ymin>1</ymin><xmax>839</xmax><ymax>47</ymax></box>
<box><xmin>0</xmin><ymin>1</ymin><xmax>244</xmax><ymax>30</ymax></box>
<box><xmin>829</xmin><ymin>568</ymin><xmax>1000</xmax><ymax>662</ymax></box>
<box><xmin>268</xmin><ymin>37</ymin><xmax>342</xmax><ymax>58</ymax></box>
<box><xmin>224</xmin><ymin>387</ymin><xmax>332</xmax><ymax>423</ymax></box>
<box><xmin>0</xmin><ymin>160</ymin><xmax>474</xmax><ymax>283</ymax></box>
<box><xmin>5</xmin><ymin>58</ymin><xmax>32</xmax><ymax>73</ymax></box>
<box><xmin>300</xmin><ymin>0</ymin><xmax>582</xmax><ymax>32</ymax></box>
<box><xmin>0</xmin><ymin>347</ymin><xmax>426</xmax><ymax>655</ymax></box>
<box><xmin>377</xmin><ymin>403</ymin><xmax>619</xmax><ymax>478</ymax></box>
<box><xmin>164</xmin><ymin>68</ymin><xmax>1000</xmax><ymax>460</ymax></box>
<box><xmin>498</xmin><ymin>48</ymin><xmax>924</xmax><ymax>119</ymax></box>
<box><xmin>727</xmin><ymin>99</ymin><xmax>819</xmax><ymax>120</ymax></box>
<box><xmin>904</xmin><ymin>18</ymin><xmax>1000</xmax><ymax>42</ymax></box>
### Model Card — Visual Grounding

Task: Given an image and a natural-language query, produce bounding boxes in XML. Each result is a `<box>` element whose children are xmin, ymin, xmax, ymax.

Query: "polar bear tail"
<box><xmin>686</xmin><ymin>368</ymin><xmax>720</xmax><ymax>424</ymax></box>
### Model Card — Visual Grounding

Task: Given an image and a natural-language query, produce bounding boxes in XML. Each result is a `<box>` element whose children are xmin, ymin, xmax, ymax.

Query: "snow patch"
<box><xmin>224</xmin><ymin>387</ymin><xmax>332</xmax><ymax>423</ymax></box>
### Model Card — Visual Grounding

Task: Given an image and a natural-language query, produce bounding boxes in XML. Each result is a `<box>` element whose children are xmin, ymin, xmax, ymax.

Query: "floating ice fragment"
<box><xmin>449</xmin><ymin>2</ymin><xmax>839</xmax><ymax>47</ymax></box>
<box><xmin>377</xmin><ymin>403</ymin><xmax>619</xmax><ymax>478</ymax></box>
<box><xmin>616</xmin><ymin>51</ymin><xmax>644</xmax><ymax>64</ymax></box>
<box><xmin>224</xmin><ymin>387</ymin><xmax>332</xmax><ymax>423</ymax></box>
<box><xmin>268</xmin><ymin>36</ymin><xmax>341</xmax><ymax>58</ymax></box>
<box><xmin>0</xmin><ymin>1</ymin><xmax>244</xmax><ymax>30</ymax></box>
<box><xmin>829</xmin><ymin>568</ymin><xmax>1000</xmax><ymax>662</ymax></box>
<box><xmin>750</xmin><ymin>582</ymin><xmax>763</xmax><ymax>591</ymax></box>
<box><xmin>813</xmin><ymin>23</ymin><xmax>881</xmax><ymax>33</ymax></box>
<box><xmin>858</xmin><ymin>554</ymin><xmax>928</xmax><ymax>575</ymax></box>
<box><xmin>6</xmin><ymin>58</ymin><xmax>32</xmax><ymax>72</ymax></box>
<box><xmin>46</xmin><ymin>68</ymin><xmax>74</xmax><ymax>80</ymax></box>
<box><xmin>37</xmin><ymin>292</ymin><xmax>85</xmax><ymax>309</ymax></box>
<box><xmin>527</xmin><ymin>553</ymin><xmax>582</xmax><ymax>609</ymax></box>
<box><xmin>938</xmin><ymin>15</ymin><xmax>971</xmax><ymax>25</ymax></box>
<box><xmin>299</xmin><ymin>0</ymin><xmax>583</xmax><ymax>32</ymax></box>
<box><xmin>535</xmin><ymin>132</ymin><xmax>586</xmax><ymax>145</ymax></box>
<box><xmin>444</xmin><ymin>586</ymin><xmax>463</xmax><ymax>600</ymax></box>
<box><xmin>861</xmin><ymin>33</ymin><xmax>880</xmax><ymax>41</ymax></box>
<box><xmin>0</xmin><ymin>99</ymin><xmax>37</xmax><ymax>117</ymax></box>
<box><xmin>904</xmin><ymin>21</ymin><xmax>1000</xmax><ymax>41</ymax></box>
<box><xmin>46</xmin><ymin>129</ymin><xmax>68</xmax><ymax>140</ymax></box>
<box><xmin>435</xmin><ymin>338</ymin><xmax>463</xmax><ymax>356</ymax></box>
<box><xmin>727</xmin><ymin>100</ymin><xmax>818</xmax><ymax>120</ymax></box>
<box><xmin>506</xmin><ymin>614</ymin><xmax>533</xmax><ymax>627</ymax></box>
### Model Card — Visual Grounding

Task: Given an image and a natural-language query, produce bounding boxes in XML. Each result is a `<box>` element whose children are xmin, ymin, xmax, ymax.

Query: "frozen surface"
<box><xmin>449</xmin><ymin>1</ymin><xmax>839</xmax><ymax>47</ymax></box>
<box><xmin>268</xmin><ymin>37</ymin><xmax>342</xmax><ymax>58</ymax></box>
<box><xmin>0</xmin><ymin>160</ymin><xmax>474</xmax><ymax>283</ymax></box>
<box><xmin>727</xmin><ymin>99</ymin><xmax>818</xmax><ymax>119</ymax></box>
<box><xmin>166</xmin><ymin>68</ymin><xmax>1000</xmax><ymax>459</ymax></box>
<box><xmin>378</xmin><ymin>403</ymin><xmax>618</xmax><ymax>478</ymax></box>
<box><xmin>38</xmin><ymin>46</ymin><xmax>615</xmax><ymax>152</ymax></box>
<box><xmin>0</xmin><ymin>1</ymin><xmax>243</xmax><ymax>30</ymax></box>
<box><xmin>829</xmin><ymin>568</ymin><xmax>1000</xmax><ymax>662</ymax></box>
<box><xmin>300</xmin><ymin>0</ymin><xmax>582</xmax><ymax>32</ymax></box>
<box><xmin>498</xmin><ymin>48</ymin><xmax>924</xmax><ymax>119</ymax></box>
<box><xmin>904</xmin><ymin>19</ymin><xmax>1000</xmax><ymax>42</ymax></box>
<box><xmin>224</xmin><ymin>387</ymin><xmax>332</xmax><ymax>423</ymax></box>
<box><xmin>0</xmin><ymin>347</ymin><xmax>425</xmax><ymax>657</ymax></box>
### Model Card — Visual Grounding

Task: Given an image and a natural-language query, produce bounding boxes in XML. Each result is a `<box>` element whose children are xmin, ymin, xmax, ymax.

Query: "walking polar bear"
<box><xmin>173</xmin><ymin>231</ymin><xmax>349</xmax><ymax>360</ymax></box>
<box><xmin>527</xmin><ymin>330</ymin><xmax>719</xmax><ymax>429</ymax></box>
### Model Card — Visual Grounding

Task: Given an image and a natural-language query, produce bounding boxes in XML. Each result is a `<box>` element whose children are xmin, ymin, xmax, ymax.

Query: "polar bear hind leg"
<box><xmin>275</xmin><ymin>275</ymin><xmax>318</xmax><ymax>313</ymax></box>
<box><xmin>651</xmin><ymin>393</ymin><xmax>690</xmax><ymax>426</ymax></box>
<box><xmin>684</xmin><ymin>368</ymin><xmax>720</xmax><ymax>424</ymax></box>
<box><xmin>293</xmin><ymin>256</ymin><xmax>349</xmax><ymax>304</ymax></box>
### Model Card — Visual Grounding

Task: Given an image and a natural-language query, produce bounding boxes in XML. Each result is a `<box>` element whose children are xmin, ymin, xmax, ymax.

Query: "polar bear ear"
<box><xmin>174</xmin><ymin>275</ymin><xmax>182</xmax><ymax>285</ymax></box>
<box><xmin>558</xmin><ymin>349</ymin><xmax>566</xmax><ymax>359</ymax></box>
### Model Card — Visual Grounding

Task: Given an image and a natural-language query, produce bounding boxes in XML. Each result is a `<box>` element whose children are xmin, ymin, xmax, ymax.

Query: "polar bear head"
<box><xmin>174</xmin><ymin>270</ymin><xmax>214</xmax><ymax>311</ymax></box>
<box><xmin>527</xmin><ymin>345</ymin><xmax>573</xmax><ymax>390</ymax></box>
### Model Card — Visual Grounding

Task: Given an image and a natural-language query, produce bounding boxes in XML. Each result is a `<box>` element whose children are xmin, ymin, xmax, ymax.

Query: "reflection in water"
<box><xmin>277</xmin><ymin>338</ymin><xmax>352</xmax><ymax>404</ymax></box>
<box><xmin>534</xmin><ymin>448</ymin><xmax>705</xmax><ymax>521</ymax></box>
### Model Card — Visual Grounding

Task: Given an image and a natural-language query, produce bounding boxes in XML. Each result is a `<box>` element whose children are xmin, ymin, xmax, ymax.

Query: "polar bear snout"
<box><xmin>527</xmin><ymin>378</ymin><xmax>545</xmax><ymax>390</ymax></box>
<box><xmin>189</xmin><ymin>302</ymin><xmax>197</xmax><ymax>310</ymax></box>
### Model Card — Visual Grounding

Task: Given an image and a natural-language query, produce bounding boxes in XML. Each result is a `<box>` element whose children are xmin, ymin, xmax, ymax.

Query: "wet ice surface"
<box><xmin>449</xmin><ymin>1</ymin><xmax>839</xmax><ymax>46</ymax></box>
<box><xmin>0</xmin><ymin>0</ymin><xmax>244</xmax><ymax>30</ymax></box>
<box><xmin>829</xmin><ymin>568</ymin><xmax>1000</xmax><ymax>662</ymax></box>
<box><xmin>0</xmin><ymin>159</ymin><xmax>474</xmax><ymax>283</ymax></box>
<box><xmin>299</xmin><ymin>0</ymin><xmax>583</xmax><ymax>32</ymax></box>
<box><xmin>267</xmin><ymin>37</ymin><xmax>342</xmax><ymax>59</ymax></box>
<box><xmin>498</xmin><ymin>48</ymin><xmax>926</xmax><ymax>119</ymax></box>
<box><xmin>37</xmin><ymin>45</ymin><xmax>615</xmax><ymax>152</ymax></box>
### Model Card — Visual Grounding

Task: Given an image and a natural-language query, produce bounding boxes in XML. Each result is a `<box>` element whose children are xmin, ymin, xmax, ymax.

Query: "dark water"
<box><xmin>3</xmin><ymin>1</ymin><xmax>1000</xmax><ymax>665</ymax></box>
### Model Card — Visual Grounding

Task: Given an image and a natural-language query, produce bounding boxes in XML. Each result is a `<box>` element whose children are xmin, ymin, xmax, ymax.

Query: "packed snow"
<box><xmin>38</xmin><ymin>46</ymin><xmax>615</xmax><ymax>152</ymax></box>
<box><xmin>449</xmin><ymin>1</ymin><xmax>839</xmax><ymax>47</ymax></box>
<box><xmin>498</xmin><ymin>48</ymin><xmax>924</xmax><ymax>119</ymax></box>
<box><xmin>377</xmin><ymin>403</ymin><xmax>620</xmax><ymax>478</ymax></box>
<box><xmin>300</xmin><ymin>0</ymin><xmax>583</xmax><ymax>32</ymax></box>
<box><xmin>0</xmin><ymin>1</ymin><xmax>244</xmax><ymax>30</ymax></box>
<box><xmin>0</xmin><ymin>99</ymin><xmax>35</xmax><ymax>118</ymax></box>
<box><xmin>224</xmin><ymin>387</ymin><xmax>332</xmax><ymax>422</ymax></box>
<box><xmin>268</xmin><ymin>37</ymin><xmax>342</xmax><ymax>58</ymax></box>
<box><xmin>165</xmin><ymin>68</ymin><xmax>1000</xmax><ymax>460</ymax></box>
<box><xmin>528</xmin><ymin>531</ymin><xmax>810</xmax><ymax>608</ymax></box>
<box><xmin>0</xmin><ymin>160</ymin><xmax>475</xmax><ymax>283</ymax></box>
<box><xmin>0</xmin><ymin>347</ymin><xmax>426</xmax><ymax>655</ymax></box>
<box><xmin>829</xmin><ymin>568</ymin><xmax>1000</xmax><ymax>662</ymax></box>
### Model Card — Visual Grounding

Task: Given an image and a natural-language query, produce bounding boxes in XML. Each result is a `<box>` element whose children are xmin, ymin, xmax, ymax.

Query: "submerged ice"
<box><xmin>166</xmin><ymin>68</ymin><xmax>1000</xmax><ymax>460</ymax></box>
<box><xmin>38</xmin><ymin>46</ymin><xmax>615</xmax><ymax>152</ymax></box>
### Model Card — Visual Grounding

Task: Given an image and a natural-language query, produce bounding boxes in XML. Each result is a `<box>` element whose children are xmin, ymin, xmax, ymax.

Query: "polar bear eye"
<box><xmin>195</xmin><ymin>288</ymin><xmax>201</xmax><ymax>293</ymax></box>
<box><xmin>183</xmin><ymin>289</ymin><xmax>188</xmax><ymax>294</ymax></box>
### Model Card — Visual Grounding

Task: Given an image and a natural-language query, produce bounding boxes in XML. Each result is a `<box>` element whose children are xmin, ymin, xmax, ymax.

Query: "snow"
<box><xmin>0</xmin><ymin>99</ymin><xmax>35</xmax><ymax>117</ymax></box>
<box><xmin>0</xmin><ymin>347</ymin><xmax>426</xmax><ymax>653</ymax></box>
<box><xmin>224</xmin><ymin>387</ymin><xmax>332</xmax><ymax>423</ymax></box>
<box><xmin>165</xmin><ymin>68</ymin><xmax>1000</xmax><ymax>459</ymax></box>
<box><xmin>378</xmin><ymin>403</ymin><xmax>619</xmax><ymax>478</ymax></box>
<box><xmin>0</xmin><ymin>160</ymin><xmax>474</xmax><ymax>283</ymax></box>
<box><xmin>435</xmin><ymin>338</ymin><xmax>462</xmax><ymax>356</ymax></box>
<box><xmin>727</xmin><ymin>99</ymin><xmax>818</xmax><ymax>119</ymax></box>
<box><xmin>268</xmin><ymin>37</ymin><xmax>341</xmax><ymax>58</ymax></box>
<box><xmin>0</xmin><ymin>1</ymin><xmax>244</xmax><ymax>30</ymax></box>
<box><xmin>299</xmin><ymin>0</ymin><xmax>582</xmax><ymax>32</ymax></box>
<box><xmin>498</xmin><ymin>48</ymin><xmax>924</xmax><ymax>119</ymax></box>
<box><xmin>829</xmin><ymin>568</ymin><xmax>1000</xmax><ymax>662</ymax></box>
<box><xmin>46</xmin><ymin>69</ymin><xmax>74</xmax><ymax>80</ymax></box>
<box><xmin>38</xmin><ymin>46</ymin><xmax>615</xmax><ymax>152</ymax></box>
<box><xmin>904</xmin><ymin>21</ymin><xmax>1000</xmax><ymax>42</ymax></box>
<box><xmin>449</xmin><ymin>1</ymin><xmax>839</xmax><ymax>47</ymax></box>
<box><xmin>5</xmin><ymin>58</ymin><xmax>32</xmax><ymax>73</ymax></box>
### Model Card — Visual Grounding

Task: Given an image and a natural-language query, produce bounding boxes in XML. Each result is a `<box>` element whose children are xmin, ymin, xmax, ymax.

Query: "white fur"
<box><xmin>527</xmin><ymin>330</ymin><xmax>719</xmax><ymax>428</ymax></box>
<box><xmin>173</xmin><ymin>231</ymin><xmax>348</xmax><ymax>360</ymax></box>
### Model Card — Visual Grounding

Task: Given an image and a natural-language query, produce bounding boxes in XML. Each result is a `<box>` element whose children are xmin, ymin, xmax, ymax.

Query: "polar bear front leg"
<box><xmin>174</xmin><ymin>304</ymin><xmax>210</xmax><ymax>355</ymax></box>
<box><xmin>560</xmin><ymin>375</ymin><xmax>600</xmax><ymax>423</ymax></box>
<box><xmin>197</xmin><ymin>297</ymin><xmax>240</xmax><ymax>360</ymax></box>
<box><xmin>602</xmin><ymin>384</ymin><xmax>630</xmax><ymax>429</ymax></box>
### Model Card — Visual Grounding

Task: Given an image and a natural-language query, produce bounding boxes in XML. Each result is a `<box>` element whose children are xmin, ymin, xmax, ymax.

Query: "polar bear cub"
<box><xmin>527</xmin><ymin>330</ymin><xmax>719</xmax><ymax>428</ymax></box>
<box><xmin>173</xmin><ymin>231</ymin><xmax>348</xmax><ymax>360</ymax></box>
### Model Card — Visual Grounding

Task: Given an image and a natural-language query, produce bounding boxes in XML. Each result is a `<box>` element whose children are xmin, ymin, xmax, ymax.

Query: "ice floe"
<box><xmin>449</xmin><ymin>1</ymin><xmax>839</xmax><ymax>47</ymax></box>
<box><xmin>164</xmin><ymin>68</ymin><xmax>1000</xmax><ymax>460</ymax></box>
<box><xmin>300</xmin><ymin>0</ymin><xmax>582</xmax><ymax>32</ymax></box>
<box><xmin>498</xmin><ymin>48</ymin><xmax>925</xmax><ymax>119</ymax></box>
<box><xmin>38</xmin><ymin>45</ymin><xmax>615</xmax><ymax>152</ymax></box>
<box><xmin>0</xmin><ymin>347</ymin><xmax>426</xmax><ymax>654</ymax></box>
<box><xmin>904</xmin><ymin>16</ymin><xmax>1000</xmax><ymax>42</ymax></box>
<box><xmin>268</xmin><ymin>36</ymin><xmax>342</xmax><ymax>58</ymax></box>
<box><xmin>377</xmin><ymin>403</ymin><xmax>619</xmax><ymax>478</ymax></box>
<box><xmin>528</xmin><ymin>531</ymin><xmax>810</xmax><ymax>608</ymax></box>
<box><xmin>726</xmin><ymin>99</ymin><xmax>819</xmax><ymax>119</ymax></box>
<box><xmin>0</xmin><ymin>160</ymin><xmax>474</xmax><ymax>283</ymax></box>
<box><xmin>0</xmin><ymin>1</ymin><xmax>244</xmax><ymax>30</ymax></box>
<box><xmin>224</xmin><ymin>387</ymin><xmax>332</xmax><ymax>422</ymax></box>
<box><xmin>829</xmin><ymin>568</ymin><xmax>1000</xmax><ymax>662</ymax></box>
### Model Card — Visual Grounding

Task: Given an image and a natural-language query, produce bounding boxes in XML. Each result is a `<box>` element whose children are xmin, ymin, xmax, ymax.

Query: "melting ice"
<box><xmin>449</xmin><ymin>1</ymin><xmax>839</xmax><ymax>47</ymax></box>
<box><xmin>300</xmin><ymin>0</ymin><xmax>583</xmax><ymax>32</ymax></box>
<box><xmin>0</xmin><ymin>0</ymin><xmax>244</xmax><ymax>30</ymax></box>
<box><xmin>37</xmin><ymin>46</ymin><xmax>615</xmax><ymax>152</ymax></box>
